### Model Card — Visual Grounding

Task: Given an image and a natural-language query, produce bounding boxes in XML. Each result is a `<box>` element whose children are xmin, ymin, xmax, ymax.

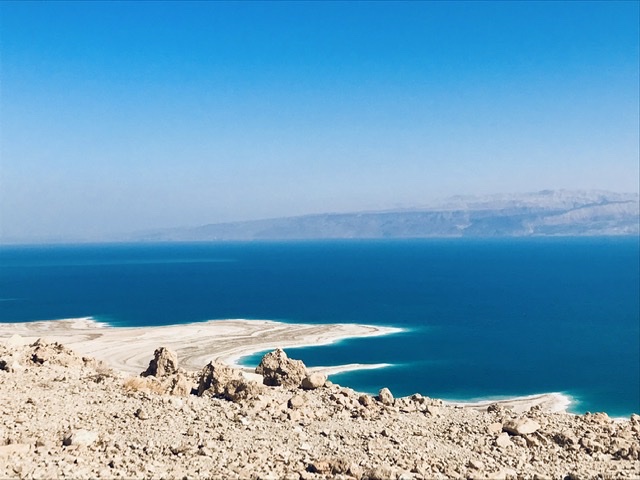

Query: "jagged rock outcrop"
<box><xmin>141</xmin><ymin>346</ymin><xmax>178</xmax><ymax>377</ymax></box>
<box><xmin>30</xmin><ymin>338</ymin><xmax>84</xmax><ymax>367</ymax></box>
<box><xmin>198</xmin><ymin>360</ymin><xmax>262</xmax><ymax>402</ymax></box>
<box><xmin>137</xmin><ymin>347</ymin><xmax>193</xmax><ymax>396</ymax></box>
<box><xmin>1</xmin><ymin>337</ymin><xmax>109</xmax><ymax>375</ymax></box>
<box><xmin>255</xmin><ymin>348</ymin><xmax>307</xmax><ymax>388</ymax></box>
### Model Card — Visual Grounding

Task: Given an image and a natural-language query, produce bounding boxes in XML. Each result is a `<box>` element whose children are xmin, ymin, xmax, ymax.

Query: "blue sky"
<box><xmin>1</xmin><ymin>1</ymin><xmax>638</xmax><ymax>241</ymax></box>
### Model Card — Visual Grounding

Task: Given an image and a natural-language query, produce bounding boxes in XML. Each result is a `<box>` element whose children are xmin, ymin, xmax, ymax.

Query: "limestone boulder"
<box><xmin>63</xmin><ymin>429</ymin><xmax>98</xmax><ymax>447</ymax></box>
<box><xmin>503</xmin><ymin>418</ymin><xmax>541</xmax><ymax>436</ymax></box>
<box><xmin>495</xmin><ymin>432</ymin><xmax>514</xmax><ymax>448</ymax></box>
<box><xmin>198</xmin><ymin>360</ymin><xmax>262</xmax><ymax>402</ymax></box>
<box><xmin>255</xmin><ymin>349</ymin><xmax>307</xmax><ymax>388</ymax></box>
<box><xmin>142</xmin><ymin>347</ymin><xmax>178</xmax><ymax>377</ymax></box>
<box><xmin>377</xmin><ymin>387</ymin><xmax>394</xmax><ymax>406</ymax></box>
<box><xmin>308</xmin><ymin>460</ymin><xmax>331</xmax><ymax>474</ymax></box>
<box><xmin>288</xmin><ymin>394</ymin><xmax>305</xmax><ymax>409</ymax></box>
<box><xmin>307</xmin><ymin>457</ymin><xmax>350</xmax><ymax>475</ymax></box>
<box><xmin>301</xmin><ymin>372</ymin><xmax>326</xmax><ymax>390</ymax></box>
<box><xmin>359</xmin><ymin>394</ymin><xmax>376</xmax><ymax>408</ymax></box>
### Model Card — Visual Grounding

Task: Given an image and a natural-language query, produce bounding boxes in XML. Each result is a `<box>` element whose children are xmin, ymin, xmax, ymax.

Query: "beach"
<box><xmin>0</xmin><ymin>317</ymin><xmax>569</xmax><ymax>413</ymax></box>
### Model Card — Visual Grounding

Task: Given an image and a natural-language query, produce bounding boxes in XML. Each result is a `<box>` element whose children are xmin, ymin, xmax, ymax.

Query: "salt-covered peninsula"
<box><xmin>0</xmin><ymin>318</ymin><xmax>401</xmax><ymax>377</ymax></box>
<box><xmin>1</xmin><ymin>320</ymin><xmax>639</xmax><ymax>479</ymax></box>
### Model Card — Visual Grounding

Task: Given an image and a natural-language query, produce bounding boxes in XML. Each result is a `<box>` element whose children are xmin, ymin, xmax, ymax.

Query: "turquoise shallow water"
<box><xmin>1</xmin><ymin>238</ymin><xmax>638</xmax><ymax>416</ymax></box>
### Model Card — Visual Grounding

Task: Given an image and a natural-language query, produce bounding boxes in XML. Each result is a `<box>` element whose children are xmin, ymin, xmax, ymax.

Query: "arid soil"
<box><xmin>1</xmin><ymin>336</ymin><xmax>639</xmax><ymax>480</ymax></box>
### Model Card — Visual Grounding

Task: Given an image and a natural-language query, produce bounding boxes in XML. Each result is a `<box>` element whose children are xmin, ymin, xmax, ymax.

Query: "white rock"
<box><xmin>503</xmin><ymin>418</ymin><xmax>541</xmax><ymax>436</ymax></box>
<box><xmin>378</xmin><ymin>387</ymin><xmax>394</xmax><ymax>405</ymax></box>
<box><xmin>301</xmin><ymin>372</ymin><xmax>326</xmax><ymax>390</ymax></box>
<box><xmin>495</xmin><ymin>432</ymin><xmax>514</xmax><ymax>448</ymax></box>
<box><xmin>288</xmin><ymin>395</ymin><xmax>305</xmax><ymax>409</ymax></box>
<box><xmin>63</xmin><ymin>429</ymin><xmax>98</xmax><ymax>447</ymax></box>
<box><xmin>488</xmin><ymin>422</ymin><xmax>503</xmax><ymax>434</ymax></box>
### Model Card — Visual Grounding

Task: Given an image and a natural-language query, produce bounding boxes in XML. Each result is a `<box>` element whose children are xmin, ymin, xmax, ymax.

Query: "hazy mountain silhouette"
<box><xmin>136</xmin><ymin>190</ymin><xmax>639</xmax><ymax>241</ymax></box>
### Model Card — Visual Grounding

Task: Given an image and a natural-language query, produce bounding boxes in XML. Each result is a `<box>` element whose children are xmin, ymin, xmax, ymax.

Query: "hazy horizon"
<box><xmin>0</xmin><ymin>188</ymin><xmax>636</xmax><ymax>244</ymax></box>
<box><xmin>1</xmin><ymin>2</ymin><xmax>639</xmax><ymax>242</ymax></box>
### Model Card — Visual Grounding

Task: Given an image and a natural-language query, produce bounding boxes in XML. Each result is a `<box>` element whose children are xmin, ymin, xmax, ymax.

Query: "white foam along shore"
<box><xmin>0</xmin><ymin>317</ymin><xmax>571</xmax><ymax>413</ymax></box>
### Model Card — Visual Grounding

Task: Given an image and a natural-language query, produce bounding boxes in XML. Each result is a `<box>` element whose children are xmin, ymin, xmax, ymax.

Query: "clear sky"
<box><xmin>1</xmin><ymin>1</ymin><xmax>638</xmax><ymax>241</ymax></box>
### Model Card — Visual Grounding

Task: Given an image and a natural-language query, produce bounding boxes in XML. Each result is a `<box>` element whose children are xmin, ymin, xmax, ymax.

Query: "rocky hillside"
<box><xmin>1</xmin><ymin>337</ymin><xmax>639</xmax><ymax>479</ymax></box>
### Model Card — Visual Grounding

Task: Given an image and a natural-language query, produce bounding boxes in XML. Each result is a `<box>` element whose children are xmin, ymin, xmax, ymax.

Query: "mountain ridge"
<box><xmin>136</xmin><ymin>190</ymin><xmax>639</xmax><ymax>241</ymax></box>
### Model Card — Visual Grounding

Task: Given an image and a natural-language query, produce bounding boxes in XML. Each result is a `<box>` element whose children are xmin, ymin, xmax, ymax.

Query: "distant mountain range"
<box><xmin>136</xmin><ymin>190</ymin><xmax>639</xmax><ymax>241</ymax></box>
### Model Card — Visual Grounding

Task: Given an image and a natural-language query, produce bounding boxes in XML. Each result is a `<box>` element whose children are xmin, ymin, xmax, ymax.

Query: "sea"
<box><xmin>1</xmin><ymin>238</ymin><xmax>638</xmax><ymax>417</ymax></box>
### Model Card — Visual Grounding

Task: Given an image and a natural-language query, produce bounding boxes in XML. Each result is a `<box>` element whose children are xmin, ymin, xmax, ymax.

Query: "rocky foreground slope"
<box><xmin>1</xmin><ymin>337</ymin><xmax>639</xmax><ymax>479</ymax></box>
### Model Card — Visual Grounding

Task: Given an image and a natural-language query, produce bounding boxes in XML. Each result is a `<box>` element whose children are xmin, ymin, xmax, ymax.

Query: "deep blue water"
<box><xmin>1</xmin><ymin>238</ymin><xmax>638</xmax><ymax>416</ymax></box>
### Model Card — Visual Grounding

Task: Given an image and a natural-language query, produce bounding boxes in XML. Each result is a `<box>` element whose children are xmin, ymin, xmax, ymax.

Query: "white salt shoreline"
<box><xmin>0</xmin><ymin>317</ymin><xmax>403</xmax><ymax>376</ymax></box>
<box><xmin>446</xmin><ymin>392</ymin><xmax>574</xmax><ymax>414</ymax></box>
<box><xmin>222</xmin><ymin>322</ymin><xmax>404</xmax><ymax>368</ymax></box>
<box><xmin>0</xmin><ymin>317</ymin><xmax>571</xmax><ymax>413</ymax></box>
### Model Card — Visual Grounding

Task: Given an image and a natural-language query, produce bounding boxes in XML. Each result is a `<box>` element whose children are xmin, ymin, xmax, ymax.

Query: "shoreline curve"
<box><xmin>0</xmin><ymin>317</ymin><xmax>571</xmax><ymax>414</ymax></box>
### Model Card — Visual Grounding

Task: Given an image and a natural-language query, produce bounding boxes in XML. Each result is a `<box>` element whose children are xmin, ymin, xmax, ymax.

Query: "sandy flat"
<box><xmin>0</xmin><ymin>317</ymin><xmax>400</xmax><ymax>375</ymax></box>
<box><xmin>0</xmin><ymin>317</ymin><xmax>569</xmax><ymax>413</ymax></box>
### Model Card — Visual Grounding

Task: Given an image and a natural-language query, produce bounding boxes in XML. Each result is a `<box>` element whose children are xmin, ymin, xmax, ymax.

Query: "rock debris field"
<box><xmin>1</xmin><ymin>336</ymin><xmax>639</xmax><ymax>479</ymax></box>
